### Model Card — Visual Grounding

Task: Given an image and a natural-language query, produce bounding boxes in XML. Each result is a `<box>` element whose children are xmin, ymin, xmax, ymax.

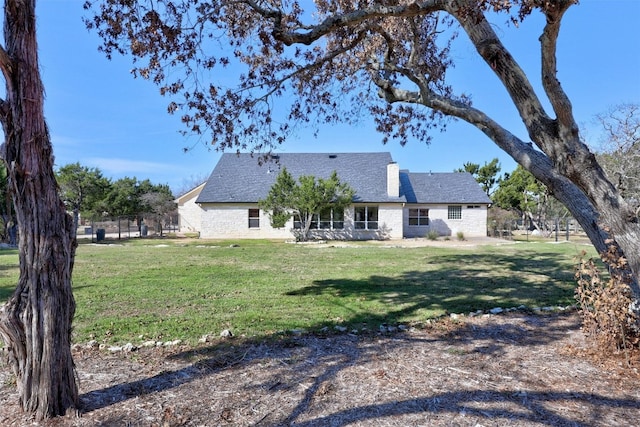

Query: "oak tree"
<box><xmin>0</xmin><ymin>0</ymin><xmax>79</xmax><ymax>419</ymax></box>
<box><xmin>85</xmin><ymin>0</ymin><xmax>640</xmax><ymax>320</ymax></box>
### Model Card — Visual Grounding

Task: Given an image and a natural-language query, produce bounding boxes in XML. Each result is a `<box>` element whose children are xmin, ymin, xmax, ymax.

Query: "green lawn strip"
<box><xmin>0</xmin><ymin>240</ymin><xmax>596</xmax><ymax>345</ymax></box>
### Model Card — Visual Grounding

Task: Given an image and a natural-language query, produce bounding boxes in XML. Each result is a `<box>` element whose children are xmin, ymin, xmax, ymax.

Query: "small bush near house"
<box><xmin>427</xmin><ymin>230</ymin><xmax>439</xmax><ymax>240</ymax></box>
<box><xmin>456</xmin><ymin>231</ymin><xmax>465</xmax><ymax>241</ymax></box>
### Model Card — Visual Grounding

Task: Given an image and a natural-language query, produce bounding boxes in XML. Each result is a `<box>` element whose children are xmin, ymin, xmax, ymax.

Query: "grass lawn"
<box><xmin>0</xmin><ymin>238</ymin><xmax>597</xmax><ymax>345</ymax></box>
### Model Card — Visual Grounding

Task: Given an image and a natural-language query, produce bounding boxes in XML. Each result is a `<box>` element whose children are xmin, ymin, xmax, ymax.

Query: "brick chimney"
<box><xmin>387</xmin><ymin>162</ymin><xmax>399</xmax><ymax>198</ymax></box>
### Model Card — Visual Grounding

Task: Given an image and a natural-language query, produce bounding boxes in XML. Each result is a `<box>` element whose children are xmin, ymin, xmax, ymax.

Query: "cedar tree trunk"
<box><xmin>0</xmin><ymin>0</ymin><xmax>79</xmax><ymax>420</ymax></box>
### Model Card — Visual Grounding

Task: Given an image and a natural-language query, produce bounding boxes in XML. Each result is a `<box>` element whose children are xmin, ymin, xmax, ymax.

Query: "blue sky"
<box><xmin>31</xmin><ymin>0</ymin><xmax>640</xmax><ymax>193</ymax></box>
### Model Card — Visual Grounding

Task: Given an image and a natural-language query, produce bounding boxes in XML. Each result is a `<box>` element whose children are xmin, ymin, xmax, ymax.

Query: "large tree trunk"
<box><xmin>0</xmin><ymin>0</ymin><xmax>79</xmax><ymax>420</ymax></box>
<box><xmin>449</xmin><ymin>2</ymin><xmax>640</xmax><ymax>306</ymax></box>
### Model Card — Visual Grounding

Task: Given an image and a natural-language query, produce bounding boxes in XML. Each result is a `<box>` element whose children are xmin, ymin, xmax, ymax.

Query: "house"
<box><xmin>176</xmin><ymin>152</ymin><xmax>492</xmax><ymax>240</ymax></box>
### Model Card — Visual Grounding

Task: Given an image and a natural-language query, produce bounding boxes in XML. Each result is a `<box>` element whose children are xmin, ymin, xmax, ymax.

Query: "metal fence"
<box><xmin>79</xmin><ymin>214</ymin><xmax>178</xmax><ymax>241</ymax></box>
<box><xmin>488</xmin><ymin>217</ymin><xmax>584</xmax><ymax>241</ymax></box>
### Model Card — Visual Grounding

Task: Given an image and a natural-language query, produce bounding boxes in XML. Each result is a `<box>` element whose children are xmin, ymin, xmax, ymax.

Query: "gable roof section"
<box><xmin>400</xmin><ymin>171</ymin><xmax>492</xmax><ymax>204</ymax></box>
<box><xmin>175</xmin><ymin>182</ymin><xmax>206</xmax><ymax>205</ymax></box>
<box><xmin>196</xmin><ymin>152</ymin><xmax>405</xmax><ymax>204</ymax></box>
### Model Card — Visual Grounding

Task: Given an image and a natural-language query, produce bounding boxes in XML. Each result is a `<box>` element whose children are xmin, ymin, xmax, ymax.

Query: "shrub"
<box><xmin>456</xmin><ymin>231</ymin><xmax>465</xmax><ymax>241</ymax></box>
<box><xmin>575</xmin><ymin>247</ymin><xmax>639</xmax><ymax>354</ymax></box>
<box><xmin>427</xmin><ymin>230</ymin><xmax>439</xmax><ymax>241</ymax></box>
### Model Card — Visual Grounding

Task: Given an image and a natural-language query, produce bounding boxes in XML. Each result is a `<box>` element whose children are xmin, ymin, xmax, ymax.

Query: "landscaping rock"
<box><xmin>122</xmin><ymin>343</ymin><xmax>137</xmax><ymax>352</ymax></box>
<box><xmin>220</xmin><ymin>329</ymin><xmax>233</xmax><ymax>338</ymax></box>
<box><xmin>489</xmin><ymin>307</ymin><xmax>504</xmax><ymax>315</ymax></box>
<box><xmin>198</xmin><ymin>334</ymin><xmax>213</xmax><ymax>343</ymax></box>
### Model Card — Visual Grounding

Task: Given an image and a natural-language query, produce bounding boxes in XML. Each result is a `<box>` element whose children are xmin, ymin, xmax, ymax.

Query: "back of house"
<box><xmin>176</xmin><ymin>152</ymin><xmax>491</xmax><ymax>240</ymax></box>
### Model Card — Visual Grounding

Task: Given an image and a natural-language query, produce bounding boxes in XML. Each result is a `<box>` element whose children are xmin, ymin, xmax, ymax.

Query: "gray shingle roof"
<box><xmin>196</xmin><ymin>152</ymin><xmax>492</xmax><ymax>205</ymax></box>
<box><xmin>196</xmin><ymin>152</ymin><xmax>404</xmax><ymax>203</ymax></box>
<box><xmin>400</xmin><ymin>171</ymin><xmax>492</xmax><ymax>204</ymax></box>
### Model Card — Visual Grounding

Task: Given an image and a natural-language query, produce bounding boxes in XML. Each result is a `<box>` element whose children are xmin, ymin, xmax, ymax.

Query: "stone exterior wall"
<box><xmin>176</xmin><ymin>185</ymin><xmax>204</xmax><ymax>233</ymax></box>
<box><xmin>198</xmin><ymin>204</ymin><xmax>288</xmax><ymax>239</ymax></box>
<box><xmin>197</xmin><ymin>203</ymin><xmax>405</xmax><ymax>240</ymax></box>
<box><xmin>187</xmin><ymin>202</ymin><xmax>485</xmax><ymax>240</ymax></box>
<box><xmin>403</xmin><ymin>204</ymin><xmax>487</xmax><ymax>238</ymax></box>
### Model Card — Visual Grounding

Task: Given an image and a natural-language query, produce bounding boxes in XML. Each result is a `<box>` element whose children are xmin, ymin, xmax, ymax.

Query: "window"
<box><xmin>293</xmin><ymin>207</ymin><xmax>345</xmax><ymax>230</ymax></box>
<box><xmin>319</xmin><ymin>207</ymin><xmax>345</xmax><ymax>230</ymax></box>
<box><xmin>467</xmin><ymin>205</ymin><xmax>481</xmax><ymax>209</ymax></box>
<box><xmin>354</xmin><ymin>206</ymin><xmax>378</xmax><ymax>230</ymax></box>
<box><xmin>409</xmin><ymin>208</ymin><xmax>429</xmax><ymax>226</ymax></box>
<box><xmin>248</xmin><ymin>209</ymin><xmax>260</xmax><ymax>228</ymax></box>
<box><xmin>448</xmin><ymin>205</ymin><xmax>462</xmax><ymax>220</ymax></box>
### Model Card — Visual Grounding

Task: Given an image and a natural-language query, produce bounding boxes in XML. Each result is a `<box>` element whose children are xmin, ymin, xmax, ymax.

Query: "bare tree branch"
<box><xmin>540</xmin><ymin>0</ymin><xmax>576</xmax><ymax>132</ymax></box>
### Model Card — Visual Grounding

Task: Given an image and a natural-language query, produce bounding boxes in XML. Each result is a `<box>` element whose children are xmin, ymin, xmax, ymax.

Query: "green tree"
<box><xmin>86</xmin><ymin>2</ymin><xmax>640</xmax><ymax>322</ymax></box>
<box><xmin>456</xmin><ymin>158</ymin><xmax>501</xmax><ymax>196</ymax></box>
<box><xmin>56</xmin><ymin>162</ymin><xmax>111</xmax><ymax>235</ymax></box>
<box><xmin>104</xmin><ymin>176</ymin><xmax>141</xmax><ymax>219</ymax></box>
<box><xmin>493</xmin><ymin>165</ymin><xmax>547</xmax><ymax>231</ymax></box>
<box><xmin>105</xmin><ymin>177</ymin><xmax>174</xmax><ymax>234</ymax></box>
<box><xmin>0</xmin><ymin>0</ymin><xmax>79</xmax><ymax>418</ymax></box>
<box><xmin>259</xmin><ymin>168</ymin><xmax>354</xmax><ymax>241</ymax></box>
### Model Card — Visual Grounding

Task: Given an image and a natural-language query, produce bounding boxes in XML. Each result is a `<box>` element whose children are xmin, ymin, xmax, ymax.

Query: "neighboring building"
<box><xmin>177</xmin><ymin>152</ymin><xmax>491</xmax><ymax>240</ymax></box>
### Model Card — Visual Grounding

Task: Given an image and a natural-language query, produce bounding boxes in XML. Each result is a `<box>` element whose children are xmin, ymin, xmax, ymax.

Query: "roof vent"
<box><xmin>328</xmin><ymin>154</ymin><xmax>337</xmax><ymax>159</ymax></box>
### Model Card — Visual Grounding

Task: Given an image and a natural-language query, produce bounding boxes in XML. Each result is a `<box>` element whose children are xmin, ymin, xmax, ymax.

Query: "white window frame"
<box><xmin>354</xmin><ymin>206</ymin><xmax>379</xmax><ymax>230</ymax></box>
<box><xmin>293</xmin><ymin>207</ymin><xmax>345</xmax><ymax>230</ymax></box>
<box><xmin>409</xmin><ymin>208</ymin><xmax>430</xmax><ymax>226</ymax></box>
<box><xmin>448</xmin><ymin>205</ymin><xmax>462</xmax><ymax>220</ymax></box>
<box><xmin>248</xmin><ymin>208</ymin><xmax>260</xmax><ymax>228</ymax></box>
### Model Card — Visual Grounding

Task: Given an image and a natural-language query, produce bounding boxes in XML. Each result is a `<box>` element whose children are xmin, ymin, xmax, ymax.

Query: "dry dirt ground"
<box><xmin>1</xmin><ymin>311</ymin><xmax>639</xmax><ymax>427</ymax></box>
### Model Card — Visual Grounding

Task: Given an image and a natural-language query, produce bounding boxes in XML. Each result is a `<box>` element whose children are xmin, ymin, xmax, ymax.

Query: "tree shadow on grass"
<box><xmin>0</xmin><ymin>273</ymin><xmax>17</xmax><ymax>302</ymax></box>
<box><xmin>77</xmin><ymin>312</ymin><xmax>638</xmax><ymax>426</ymax></box>
<box><xmin>286</xmin><ymin>250</ymin><xmax>578</xmax><ymax>330</ymax></box>
<box><xmin>0</xmin><ymin>284</ymin><xmax>14</xmax><ymax>301</ymax></box>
